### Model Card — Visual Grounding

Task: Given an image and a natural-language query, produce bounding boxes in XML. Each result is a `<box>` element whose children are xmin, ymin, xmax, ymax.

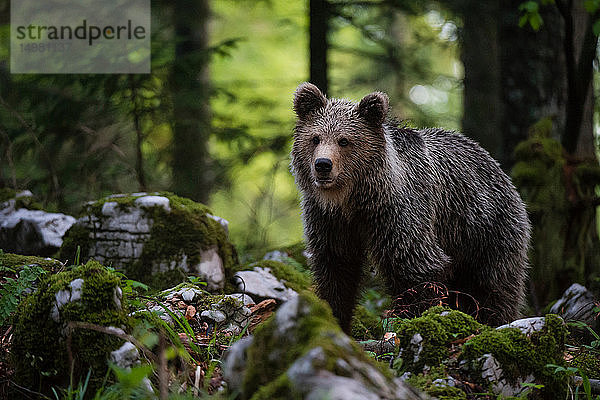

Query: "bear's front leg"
<box><xmin>303</xmin><ymin>204</ymin><xmax>364</xmax><ymax>333</ymax></box>
<box><xmin>310</xmin><ymin>249</ymin><xmax>363</xmax><ymax>333</ymax></box>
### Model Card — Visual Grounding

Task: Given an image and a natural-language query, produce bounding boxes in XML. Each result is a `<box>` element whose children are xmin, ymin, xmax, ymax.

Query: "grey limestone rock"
<box><xmin>233</xmin><ymin>266</ymin><xmax>298</xmax><ymax>302</ymax></box>
<box><xmin>0</xmin><ymin>192</ymin><xmax>75</xmax><ymax>256</ymax></box>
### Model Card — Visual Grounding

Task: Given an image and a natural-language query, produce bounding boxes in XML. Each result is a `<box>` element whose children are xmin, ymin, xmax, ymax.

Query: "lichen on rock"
<box><xmin>59</xmin><ymin>192</ymin><xmax>237</xmax><ymax>290</ymax></box>
<box><xmin>10</xmin><ymin>260</ymin><xmax>131</xmax><ymax>396</ymax></box>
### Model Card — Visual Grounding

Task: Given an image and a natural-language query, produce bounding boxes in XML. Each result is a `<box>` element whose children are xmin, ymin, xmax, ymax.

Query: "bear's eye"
<box><xmin>312</xmin><ymin>136</ymin><xmax>320</xmax><ymax>145</ymax></box>
<box><xmin>338</xmin><ymin>138</ymin><xmax>350</xmax><ymax>147</ymax></box>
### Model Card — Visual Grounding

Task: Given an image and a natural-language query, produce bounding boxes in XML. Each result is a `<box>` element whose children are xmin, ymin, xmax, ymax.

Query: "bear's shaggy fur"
<box><xmin>291</xmin><ymin>82</ymin><xmax>531</xmax><ymax>332</ymax></box>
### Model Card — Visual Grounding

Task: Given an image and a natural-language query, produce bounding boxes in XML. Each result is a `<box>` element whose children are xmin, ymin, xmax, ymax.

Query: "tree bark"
<box><xmin>171</xmin><ymin>0</ymin><xmax>212</xmax><ymax>203</ymax></box>
<box><xmin>459</xmin><ymin>0</ymin><xmax>504</xmax><ymax>163</ymax></box>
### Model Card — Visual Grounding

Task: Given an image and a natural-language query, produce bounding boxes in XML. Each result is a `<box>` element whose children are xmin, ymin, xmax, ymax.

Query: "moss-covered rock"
<box><xmin>406</xmin><ymin>366</ymin><xmax>466</xmax><ymax>400</ymax></box>
<box><xmin>59</xmin><ymin>192</ymin><xmax>237</xmax><ymax>291</ymax></box>
<box><xmin>230</xmin><ymin>260</ymin><xmax>312</xmax><ymax>302</ymax></box>
<box><xmin>0</xmin><ymin>252</ymin><xmax>64</xmax><ymax>272</ymax></box>
<box><xmin>394</xmin><ymin>306</ymin><xmax>483</xmax><ymax>373</ymax></box>
<box><xmin>265</xmin><ymin>241</ymin><xmax>310</xmax><ymax>271</ymax></box>
<box><xmin>10</xmin><ymin>260</ymin><xmax>131</xmax><ymax>396</ymax></box>
<box><xmin>0</xmin><ymin>252</ymin><xmax>64</xmax><ymax>326</ymax></box>
<box><xmin>1</xmin><ymin>190</ymin><xmax>75</xmax><ymax>257</ymax></box>
<box><xmin>224</xmin><ymin>291</ymin><xmax>426</xmax><ymax>400</ymax></box>
<box><xmin>393</xmin><ymin>307</ymin><xmax>569</xmax><ymax>398</ymax></box>
<box><xmin>461</xmin><ymin>314</ymin><xmax>568</xmax><ymax>397</ymax></box>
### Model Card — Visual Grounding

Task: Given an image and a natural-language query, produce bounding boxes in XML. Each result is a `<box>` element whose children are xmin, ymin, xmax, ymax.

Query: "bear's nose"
<box><xmin>315</xmin><ymin>158</ymin><xmax>333</xmax><ymax>173</ymax></box>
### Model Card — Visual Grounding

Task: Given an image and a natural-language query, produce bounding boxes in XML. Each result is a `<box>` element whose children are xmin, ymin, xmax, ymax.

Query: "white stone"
<box><xmin>409</xmin><ymin>333</ymin><xmax>424</xmax><ymax>363</ymax></box>
<box><xmin>69</xmin><ymin>278</ymin><xmax>84</xmax><ymax>302</ymax></box>
<box><xmin>180</xmin><ymin>287</ymin><xmax>202</xmax><ymax>302</ymax></box>
<box><xmin>201</xmin><ymin>310</ymin><xmax>227</xmax><ymax>323</ymax></box>
<box><xmin>497</xmin><ymin>317</ymin><xmax>547</xmax><ymax>335</ymax></box>
<box><xmin>134</xmin><ymin>195</ymin><xmax>171</xmax><ymax>212</ymax></box>
<box><xmin>193</xmin><ymin>246</ymin><xmax>225</xmax><ymax>291</ymax></box>
<box><xmin>233</xmin><ymin>267</ymin><xmax>298</xmax><ymax>302</ymax></box>
<box><xmin>113</xmin><ymin>286</ymin><xmax>123</xmax><ymax>309</ymax></box>
<box><xmin>263</xmin><ymin>250</ymin><xmax>288</xmax><ymax>263</ymax></box>
<box><xmin>550</xmin><ymin>283</ymin><xmax>597</xmax><ymax>324</ymax></box>
<box><xmin>110</xmin><ymin>341</ymin><xmax>140</xmax><ymax>368</ymax></box>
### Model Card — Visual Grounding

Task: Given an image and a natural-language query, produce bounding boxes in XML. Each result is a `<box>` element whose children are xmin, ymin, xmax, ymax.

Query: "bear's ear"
<box><xmin>357</xmin><ymin>91</ymin><xmax>389</xmax><ymax>126</ymax></box>
<box><xmin>294</xmin><ymin>82</ymin><xmax>327</xmax><ymax>119</ymax></box>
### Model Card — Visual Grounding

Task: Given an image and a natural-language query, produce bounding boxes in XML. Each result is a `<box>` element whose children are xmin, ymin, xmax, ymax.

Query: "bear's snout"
<box><xmin>315</xmin><ymin>158</ymin><xmax>333</xmax><ymax>173</ymax></box>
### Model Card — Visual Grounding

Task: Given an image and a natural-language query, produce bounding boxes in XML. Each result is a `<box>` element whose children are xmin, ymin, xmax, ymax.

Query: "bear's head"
<box><xmin>291</xmin><ymin>82</ymin><xmax>390</xmax><ymax>206</ymax></box>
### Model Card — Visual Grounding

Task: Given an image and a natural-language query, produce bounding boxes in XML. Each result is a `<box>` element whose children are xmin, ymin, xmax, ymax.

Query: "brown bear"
<box><xmin>291</xmin><ymin>82</ymin><xmax>531</xmax><ymax>332</ymax></box>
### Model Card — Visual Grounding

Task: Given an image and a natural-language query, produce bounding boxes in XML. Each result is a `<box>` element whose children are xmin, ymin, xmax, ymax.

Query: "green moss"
<box><xmin>407</xmin><ymin>366</ymin><xmax>466</xmax><ymax>400</ymax></box>
<box><xmin>241</xmin><ymin>291</ymin><xmax>393</xmax><ymax>399</ymax></box>
<box><xmin>351</xmin><ymin>304</ymin><xmax>384</xmax><ymax>340</ymax></box>
<box><xmin>461</xmin><ymin>314</ymin><xmax>568</xmax><ymax>396</ymax></box>
<box><xmin>59</xmin><ymin>192</ymin><xmax>238</xmax><ymax>291</ymax></box>
<box><xmin>57</xmin><ymin>223</ymin><xmax>92</xmax><ymax>266</ymax></box>
<box><xmin>393</xmin><ymin>306</ymin><xmax>483</xmax><ymax>373</ymax></box>
<box><xmin>0</xmin><ymin>252</ymin><xmax>63</xmax><ymax>272</ymax></box>
<box><xmin>10</xmin><ymin>260</ymin><xmax>130</xmax><ymax>396</ymax></box>
<box><xmin>570</xmin><ymin>351</ymin><xmax>600</xmax><ymax>379</ymax></box>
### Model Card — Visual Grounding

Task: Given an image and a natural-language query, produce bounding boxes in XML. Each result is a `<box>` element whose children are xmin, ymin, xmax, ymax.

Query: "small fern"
<box><xmin>0</xmin><ymin>263</ymin><xmax>47</xmax><ymax>325</ymax></box>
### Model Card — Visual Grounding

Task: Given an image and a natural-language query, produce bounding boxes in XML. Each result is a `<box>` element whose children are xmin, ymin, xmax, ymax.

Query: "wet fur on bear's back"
<box><xmin>291</xmin><ymin>82</ymin><xmax>531</xmax><ymax>332</ymax></box>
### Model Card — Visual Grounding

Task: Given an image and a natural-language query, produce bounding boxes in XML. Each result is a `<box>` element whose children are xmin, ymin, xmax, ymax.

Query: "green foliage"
<box><xmin>351</xmin><ymin>304</ymin><xmax>384</xmax><ymax>340</ymax></box>
<box><xmin>0</xmin><ymin>263</ymin><xmax>46</xmax><ymax>325</ymax></box>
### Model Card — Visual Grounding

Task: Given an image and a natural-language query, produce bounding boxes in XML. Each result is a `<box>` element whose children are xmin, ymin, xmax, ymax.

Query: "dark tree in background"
<box><xmin>171</xmin><ymin>0</ymin><xmax>213</xmax><ymax>203</ymax></box>
<box><xmin>309</xmin><ymin>0</ymin><xmax>330</xmax><ymax>94</ymax></box>
<box><xmin>447</xmin><ymin>0</ymin><xmax>600</xmax><ymax>308</ymax></box>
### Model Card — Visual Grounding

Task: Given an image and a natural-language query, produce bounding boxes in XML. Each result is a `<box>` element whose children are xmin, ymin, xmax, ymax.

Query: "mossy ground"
<box><xmin>59</xmin><ymin>192</ymin><xmax>238</xmax><ymax>291</ymax></box>
<box><xmin>10</xmin><ymin>260</ymin><xmax>130</xmax><ymax>396</ymax></box>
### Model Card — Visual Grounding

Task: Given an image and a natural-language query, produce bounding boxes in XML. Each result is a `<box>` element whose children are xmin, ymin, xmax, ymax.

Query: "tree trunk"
<box><xmin>310</xmin><ymin>0</ymin><xmax>329</xmax><ymax>94</ymax></box>
<box><xmin>557</xmin><ymin>0</ymin><xmax>597</xmax><ymax>160</ymax></box>
<box><xmin>171</xmin><ymin>0</ymin><xmax>212</xmax><ymax>203</ymax></box>
<box><xmin>459</xmin><ymin>0</ymin><xmax>504</xmax><ymax>163</ymax></box>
